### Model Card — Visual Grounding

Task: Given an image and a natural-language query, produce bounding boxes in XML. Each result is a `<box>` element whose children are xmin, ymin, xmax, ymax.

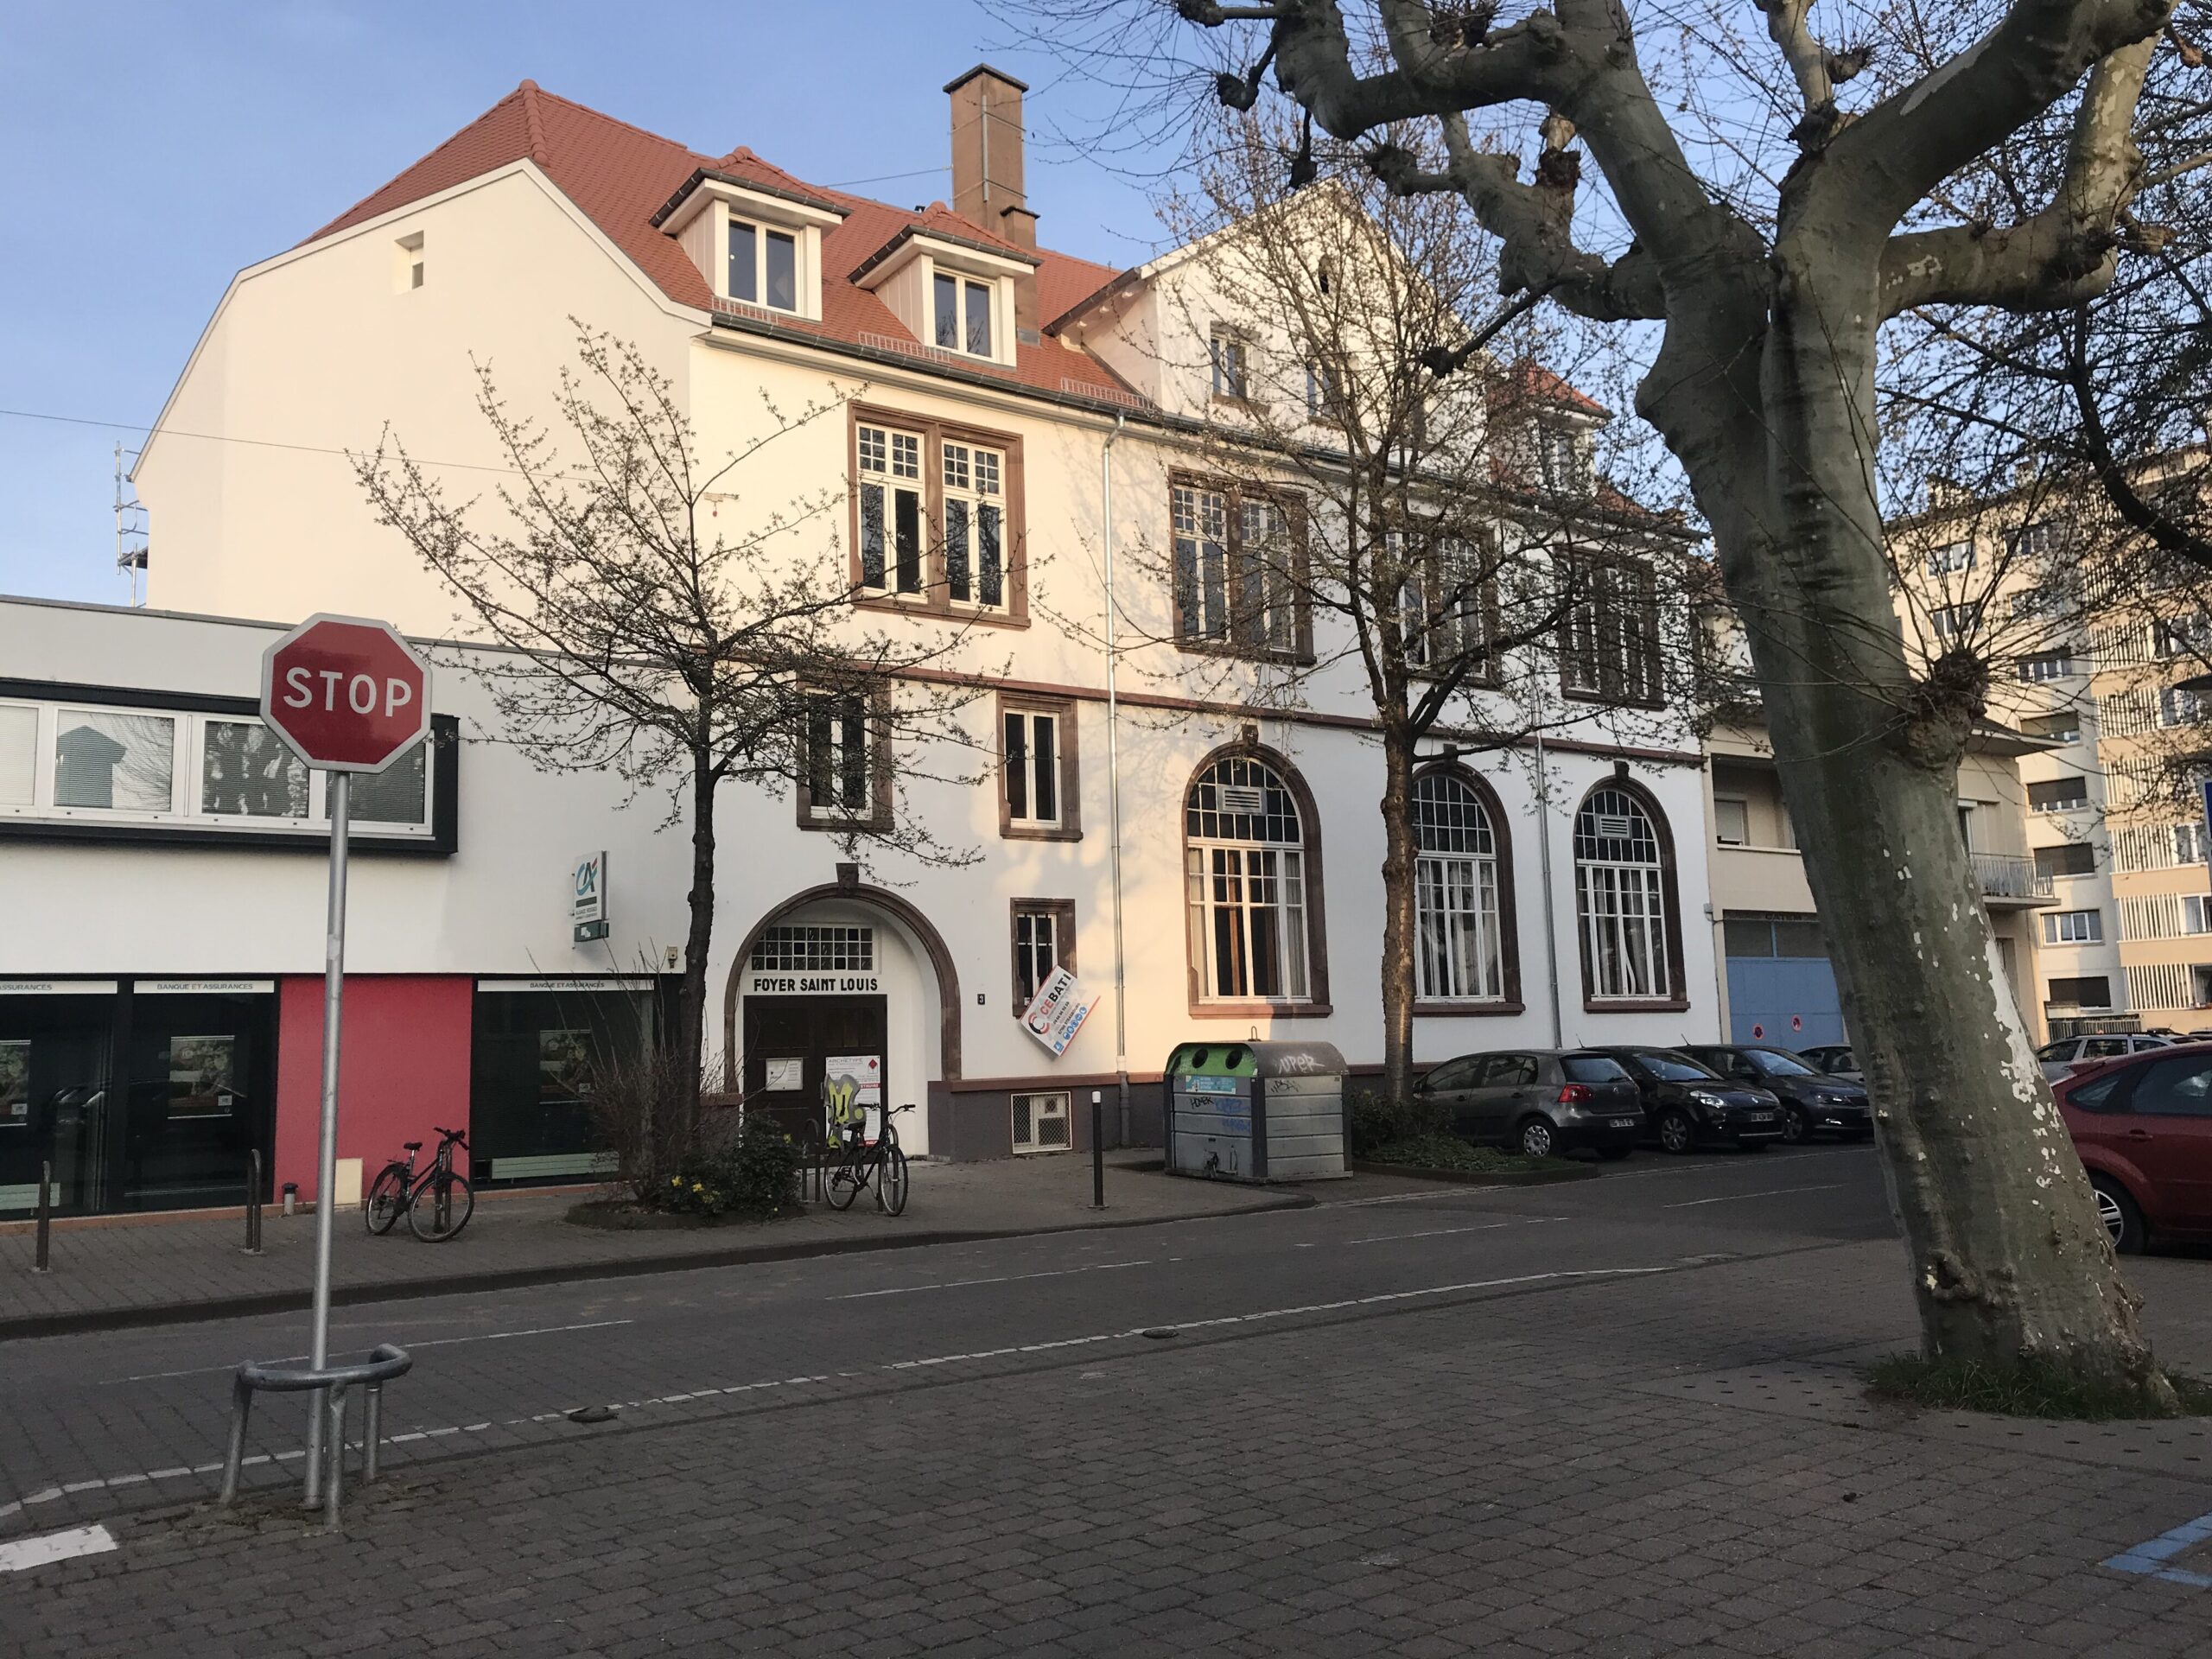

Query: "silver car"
<box><xmin>2037</xmin><ymin>1032</ymin><xmax>2170</xmax><ymax>1083</ymax></box>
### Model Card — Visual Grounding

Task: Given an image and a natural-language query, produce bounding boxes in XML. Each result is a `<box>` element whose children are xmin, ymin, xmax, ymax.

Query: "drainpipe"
<box><xmin>1103</xmin><ymin>413</ymin><xmax>1131</xmax><ymax>1145</ymax></box>
<box><xmin>1534</xmin><ymin>730</ymin><xmax>1565</xmax><ymax>1047</ymax></box>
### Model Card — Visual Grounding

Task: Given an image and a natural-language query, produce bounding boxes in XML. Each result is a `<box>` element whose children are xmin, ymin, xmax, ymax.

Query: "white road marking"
<box><xmin>0</xmin><ymin>1525</ymin><xmax>117</xmax><ymax>1573</ymax></box>
<box><xmin>3</xmin><ymin>1262</ymin><xmax>1673</xmax><ymax>1529</ymax></box>
<box><xmin>1664</xmin><ymin>1185</ymin><xmax>1844</xmax><ymax>1210</ymax></box>
<box><xmin>834</xmin><ymin>1261</ymin><xmax>1152</xmax><ymax>1300</ymax></box>
<box><xmin>1344</xmin><ymin>1217</ymin><xmax>1566</xmax><ymax>1246</ymax></box>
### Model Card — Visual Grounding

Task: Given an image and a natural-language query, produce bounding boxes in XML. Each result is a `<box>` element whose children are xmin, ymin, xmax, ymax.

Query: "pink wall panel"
<box><xmin>275</xmin><ymin>976</ymin><xmax>473</xmax><ymax>1198</ymax></box>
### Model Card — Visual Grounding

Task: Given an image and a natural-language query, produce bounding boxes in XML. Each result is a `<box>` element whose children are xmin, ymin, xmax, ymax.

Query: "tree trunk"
<box><xmin>1671</xmin><ymin>250</ymin><xmax>2174</xmax><ymax>1406</ymax></box>
<box><xmin>675</xmin><ymin>749</ymin><xmax>717</xmax><ymax>1154</ymax></box>
<box><xmin>1378</xmin><ymin>728</ymin><xmax>1420</xmax><ymax>1102</ymax></box>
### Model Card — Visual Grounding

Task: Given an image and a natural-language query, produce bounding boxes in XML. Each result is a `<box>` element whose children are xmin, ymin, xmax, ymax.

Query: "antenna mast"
<box><xmin>113</xmin><ymin>442</ymin><xmax>148</xmax><ymax>605</ymax></box>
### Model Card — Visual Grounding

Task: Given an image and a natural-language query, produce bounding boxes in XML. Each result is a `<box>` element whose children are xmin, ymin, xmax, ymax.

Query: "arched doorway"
<box><xmin>722</xmin><ymin>882</ymin><xmax>962</xmax><ymax>1156</ymax></box>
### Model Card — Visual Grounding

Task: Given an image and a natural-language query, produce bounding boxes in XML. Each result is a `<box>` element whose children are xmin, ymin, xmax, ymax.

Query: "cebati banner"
<box><xmin>1019</xmin><ymin>966</ymin><xmax>1092</xmax><ymax>1058</ymax></box>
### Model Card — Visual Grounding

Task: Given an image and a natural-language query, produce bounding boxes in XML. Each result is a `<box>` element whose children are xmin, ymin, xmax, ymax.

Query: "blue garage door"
<box><xmin>1724</xmin><ymin>917</ymin><xmax>1846</xmax><ymax>1046</ymax></box>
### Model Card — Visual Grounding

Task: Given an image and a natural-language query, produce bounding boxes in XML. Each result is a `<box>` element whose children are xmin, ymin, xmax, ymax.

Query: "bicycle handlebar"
<box><xmin>433</xmin><ymin>1125</ymin><xmax>468</xmax><ymax>1145</ymax></box>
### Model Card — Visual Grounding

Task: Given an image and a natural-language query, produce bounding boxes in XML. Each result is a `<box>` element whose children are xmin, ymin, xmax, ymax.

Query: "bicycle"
<box><xmin>822</xmin><ymin>1103</ymin><xmax>912</xmax><ymax>1217</ymax></box>
<box><xmin>364</xmin><ymin>1125</ymin><xmax>476</xmax><ymax>1243</ymax></box>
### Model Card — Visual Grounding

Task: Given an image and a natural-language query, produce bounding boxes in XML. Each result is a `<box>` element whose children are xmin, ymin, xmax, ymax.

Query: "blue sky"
<box><xmin>0</xmin><ymin>2</ymin><xmax>1173</xmax><ymax>604</ymax></box>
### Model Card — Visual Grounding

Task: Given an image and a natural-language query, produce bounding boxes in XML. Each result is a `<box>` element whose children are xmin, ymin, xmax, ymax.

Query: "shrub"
<box><xmin>1346</xmin><ymin>1087</ymin><xmax>1450</xmax><ymax>1156</ymax></box>
<box><xmin>658</xmin><ymin>1110</ymin><xmax>802</xmax><ymax>1221</ymax></box>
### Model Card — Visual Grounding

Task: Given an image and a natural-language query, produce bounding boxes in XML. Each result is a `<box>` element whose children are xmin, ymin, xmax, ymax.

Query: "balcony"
<box><xmin>1970</xmin><ymin>851</ymin><xmax>2058</xmax><ymax>907</ymax></box>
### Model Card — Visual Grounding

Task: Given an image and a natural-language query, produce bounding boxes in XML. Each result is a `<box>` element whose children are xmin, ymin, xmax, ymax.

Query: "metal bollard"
<box><xmin>243</xmin><ymin>1149</ymin><xmax>264</xmax><ymax>1255</ymax></box>
<box><xmin>31</xmin><ymin>1161</ymin><xmax>51</xmax><ymax>1274</ymax></box>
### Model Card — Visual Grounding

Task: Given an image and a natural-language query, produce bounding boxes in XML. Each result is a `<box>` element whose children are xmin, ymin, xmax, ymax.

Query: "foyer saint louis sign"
<box><xmin>744</xmin><ymin>970</ymin><xmax>884</xmax><ymax>995</ymax></box>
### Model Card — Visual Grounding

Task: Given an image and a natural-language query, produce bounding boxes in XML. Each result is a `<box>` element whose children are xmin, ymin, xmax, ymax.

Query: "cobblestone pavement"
<box><xmin>3</xmin><ymin>1144</ymin><xmax>2210</xmax><ymax>1656</ymax></box>
<box><xmin>0</xmin><ymin>1152</ymin><xmax>1310</xmax><ymax>1336</ymax></box>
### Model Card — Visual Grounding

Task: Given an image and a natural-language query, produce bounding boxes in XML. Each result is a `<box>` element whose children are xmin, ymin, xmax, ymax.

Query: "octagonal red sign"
<box><xmin>259</xmin><ymin>613</ymin><xmax>431</xmax><ymax>772</ymax></box>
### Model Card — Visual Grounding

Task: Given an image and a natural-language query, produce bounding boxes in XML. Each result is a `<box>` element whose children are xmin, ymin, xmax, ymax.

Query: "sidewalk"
<box><xmin>0</xmin><ymin>1153</ymin><xmax>1312</xmax><ymax>1339</ymax></box>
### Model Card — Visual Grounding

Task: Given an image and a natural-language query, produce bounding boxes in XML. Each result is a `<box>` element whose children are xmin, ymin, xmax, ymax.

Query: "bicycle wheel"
<box><xmin>406</xmin><ymin>1170</ymin><xmax>475</xmax><ymax>1242</ymax></box>
<box><xmin>364</xmin><ymin>1165</ymin><xmax>407</xmax><ymax>1236</ymax></box>
<box><xmin>875</xmin><ymin>1147</ymin><xmax>909</xmax><ymax>1217</ymax></box>
<box><xmin>823</xmin><ymin>1144</ymin><xmax>861</xmax><ymax>1211</ymax></box>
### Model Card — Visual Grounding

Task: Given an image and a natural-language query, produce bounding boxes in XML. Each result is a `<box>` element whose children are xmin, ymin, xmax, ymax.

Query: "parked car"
<box><xmin>1677</xmin><ymin>1045</ymin><xmax>1872</xmax><ymax>1145</ymax></box>
<box><xmin>1596</xmin><ymin>1047</ymin><xmax>1784</xmax><ymax>1154</ymax></box>
<box><xmin>2037</xmin><ymin>1032</ymin><xmax>2171</xmax><ymax>1083</ymax></box>
<box><xmin>1797</xmin><ymin>1044</ymin><xmax>1862</xmax><ymax>1083</ymax></box>
<box><xmin>2054</xmin><ymin>1046</ymin><xmax>2212</xmax><ymax>1251</ymax></box>
<box><xmin>1412</xmin><ymin>1050</ymin><xmax>1645</xmax><ymax>1160</ymax></box>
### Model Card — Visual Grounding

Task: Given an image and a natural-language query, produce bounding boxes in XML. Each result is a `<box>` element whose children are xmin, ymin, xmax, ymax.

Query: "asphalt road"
<box><xmin>0</xmin><ymin>1143</ymin><xmax>1895</xmax><ymax>1535</ymax></box>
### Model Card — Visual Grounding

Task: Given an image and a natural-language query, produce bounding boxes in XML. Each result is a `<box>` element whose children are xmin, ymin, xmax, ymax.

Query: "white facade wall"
<box><xmin>34</xmin><ymin>137</ymin><xmax>1725</xmax><ymax>1165</ymax></box>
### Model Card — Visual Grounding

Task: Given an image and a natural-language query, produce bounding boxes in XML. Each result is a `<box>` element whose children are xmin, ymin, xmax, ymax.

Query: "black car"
<box><xmin>1596</xmin><ymin>1047</ymin><xmax>1785</xmax><ymax>1154</ymax></box>
<box><xmin>1413</xmin><ymin>1049</ymin><xmax>1645</xmax><ymax>1160</ymax></box>
<box><xmin>1678</xmin><ymin>1044</ymin><xmax>1872</xmax><ymax>1145</ymax></box>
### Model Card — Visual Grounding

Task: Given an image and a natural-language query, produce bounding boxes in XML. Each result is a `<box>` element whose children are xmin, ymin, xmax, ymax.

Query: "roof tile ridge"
<box><xmin>517</xmin><ymin>78</ymin><xmax>550</xmax><ymax>166</ymax></box>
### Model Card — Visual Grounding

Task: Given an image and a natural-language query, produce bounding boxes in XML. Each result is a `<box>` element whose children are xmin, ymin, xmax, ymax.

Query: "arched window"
<box><xmin>1413</xmin><ymin>771</ymin><xmax>1505</xmax><ymax>1002</ymax></box>
<box><xmin>1574</xmin><ymin>785</ymin><xmax>1677</xmax><ymax>1002</ymax></box>
<box><xmin>1185</xmin><ymin>753</ymin><xmax>1314</xmax><ymax>1002</ymax></box>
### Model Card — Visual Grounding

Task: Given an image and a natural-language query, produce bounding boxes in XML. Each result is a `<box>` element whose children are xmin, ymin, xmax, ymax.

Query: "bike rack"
<box><xmin>219</xmin><ymin>1343</ymin><xmax>412</xmax><ymax>1529</ymax></box>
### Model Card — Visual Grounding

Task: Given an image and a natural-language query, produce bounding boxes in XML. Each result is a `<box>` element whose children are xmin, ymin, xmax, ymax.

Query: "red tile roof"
<box><xmin>1492</xmin><ymin>359</ymin><xmax>1611</xmax><ymax>420</ymax></box>
<box><xmin>306</xmin><ymin>81</ymin><xmax>1140</xmax><ymax>406</ymax></box>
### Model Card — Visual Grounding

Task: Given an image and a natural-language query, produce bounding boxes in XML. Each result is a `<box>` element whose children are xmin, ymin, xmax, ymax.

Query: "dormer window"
<box><xmin>935</xmin><ymin>274</ymin><xmax>995</xmax><ymax>358</ymax></box>
<box><xmin>1537</xmin><ymin>424</ymin><xmax>1588</xmax><ymax>493</ymax></box>
<box><xmin>729</xmin><ymin>219</ymin><xmax>799</xmax><ymax>313</ymax></box>
<box><xmin>655</xmin><ymin>170</ymin><xmax>844</xmax><ymax>323</ymax></box>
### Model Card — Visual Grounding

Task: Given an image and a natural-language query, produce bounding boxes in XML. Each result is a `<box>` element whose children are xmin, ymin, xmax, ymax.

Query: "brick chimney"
<box><xmin>947</xmin><ymin>64</ymin><xmax>1040</xmax><ymax>339</ymax></box>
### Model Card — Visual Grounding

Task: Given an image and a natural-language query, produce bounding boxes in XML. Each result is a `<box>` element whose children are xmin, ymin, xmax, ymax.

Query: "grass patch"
<box><xmin>1865</xmin><ymin>1352</ymin><xmax>2212</xmax><ymax>1421</ymax></box>
<box><xmin>1361</xmin><ymin>1135</ymin><xmax>1561</xmax><ymax>1174</ymax></box>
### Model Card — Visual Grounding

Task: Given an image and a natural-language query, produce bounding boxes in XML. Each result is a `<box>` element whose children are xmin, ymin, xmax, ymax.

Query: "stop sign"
<box><xmin>259</xmin><ymin>613</ymin><xmax>431</xmax><ymax>772</ymax></box>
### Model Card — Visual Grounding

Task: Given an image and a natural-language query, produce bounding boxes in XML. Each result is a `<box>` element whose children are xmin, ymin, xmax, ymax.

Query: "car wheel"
<box><xmin>1516</xmin><ymin>1116</ymin><xmax>1558</xmax><ymax>1160</ymax></box>
<box><xmin>1597</xmin><ymin>1146</ymin><xmax>1632</xmax><ymax>1161</ymax></box>
<box><xmin>1656</xmin><ymin>1108</ymin><xmax>1698</xmax><ymax>1156</ymax></box>
<box><xmin>1779</xmin><ymin>1105</ymin><xmax>1812</xmax><ymax>1146</ymax></box>
<box><xmin>2089</xmin><ymin>1173</ymin><xmax>2146</xmax><ymax>1255</ymax></box>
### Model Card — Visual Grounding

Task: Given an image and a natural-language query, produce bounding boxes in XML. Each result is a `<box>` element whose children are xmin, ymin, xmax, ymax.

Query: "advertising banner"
<box><xmin>1020</xmin><ymin>967</ymin><xmax>1093</xmax><ymax>1058</ymax></box>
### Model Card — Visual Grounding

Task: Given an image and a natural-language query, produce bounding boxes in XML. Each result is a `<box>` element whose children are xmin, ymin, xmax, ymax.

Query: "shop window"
<box><xmin>1573</xmin><ymin>781</ymin><xmax>1684</xmax><ymax>1007</ymax></box>
<box><xmin>1012</xmin><ymin>1090</ymin><xmax>1072</xmax><ymax>1154</ymax></box>
<box><xmin>471</xmin><ymin>979</ymin><xmax>651</xmax><ymax>1184</ymax></box>
<box><xmin>1011</xmin><ymin>899</ymin><xmax>1075</xmax><ymax>1010</ymax></box>
<box><xmin>55</xmin><ymin>709</ymin><xmax>175</xmax><ymax>811</ymax></box>
<box><xmin>1</xmin><ymin>691</ymin><xmax>446</xmax><ymax>846</ymax></box>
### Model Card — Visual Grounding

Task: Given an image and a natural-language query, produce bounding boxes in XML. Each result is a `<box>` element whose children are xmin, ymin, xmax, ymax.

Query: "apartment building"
<box><xmin>0</xmin><ymin>70</ymin><xmax>1720</xmax><ymax>1217</ymax></box>
<box><xmin>1891</xmin><ymin>450</ymin><xmax>2212</xmax><ymax>1036</ymax></box>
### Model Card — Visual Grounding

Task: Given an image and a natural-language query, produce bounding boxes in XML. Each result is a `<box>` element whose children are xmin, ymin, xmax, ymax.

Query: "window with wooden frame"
<box><xmin>848</xmin><ymin>406</ymin><xmax>1026</xmax><ymax>625</ymax></box>
<box><xmin>1211</xmin><ymin>332</ymin><xmax>1250</xmax><ymax>401</ymax></box>
<box><xmin>1559</xmin><ymin>555</ymin><xmax>1663</xmax><ymax>706</ymax></box>
<box><xmin>1390</xmin><ymin>531</ymin><xmax>1499</xmax><ymax>681</ymax></box>
<box><xmin>1010</xmin><ymin>898</ymin><xmax>1077</xmax><ymax>1012</ymax></box>
<box><xmin>999</xmin><ymin>693</ymin><xmax>1080</xmax><ymax>842</ymax></box>
<box><xmin>796</xmin><ymin>687</ymin><xmax>893</xmax><ymax>833</ymax></box>
<box><xmin>1170</xmin><ymin>478</ymin><xmax>1307</xmax><ymax>660</ymax></box>
<box><xmin>1183</xmin><ymin>747</ymin><xmax>1331</xmax><ymax>1015</ymax></box>
<box><xmin>1572</xmin><ymin>779</ymin><xmax>1687</xmax><ymax>1010</ymax></box>
<box><xmin>728</xmin><ymin>218</ymin><xmax>800</xmax><ymax>313</ymax></box>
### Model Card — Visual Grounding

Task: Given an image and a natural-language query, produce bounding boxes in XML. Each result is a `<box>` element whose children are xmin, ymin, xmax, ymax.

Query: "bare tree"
<box><xmin>358</xmin><ymin>329</ymin><xmax>983</xmax><ymax>1149</ymax></box>
<box><xmin>1001</xmin><ymin>0</ymin><xmax>2212</xmax><ymax>1406</ymax></box>
<box><xmin>1071</xmin><ymin>113</ymin><xmax>1700</xmax><ymax>1098</ymax></box>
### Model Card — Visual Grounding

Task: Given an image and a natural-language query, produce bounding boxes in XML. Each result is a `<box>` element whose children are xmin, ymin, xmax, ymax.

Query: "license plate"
<box><xmin>1611</xmin><ymin>1118</ymin><xmax>1637</xmax><ymax>1128</ymax></box>
<box><xmin>1747</xmin><ymin>1112</ymin><xmax>1774</xmax><ymax>1122</ymax></box>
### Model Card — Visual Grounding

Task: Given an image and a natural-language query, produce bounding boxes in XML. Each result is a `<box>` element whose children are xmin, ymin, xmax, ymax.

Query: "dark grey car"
<box><xmin>1680</xmin><ymin>1044</ymin><xmax>1872</xmax><ymax>1145</ymax></box>
<box><xmin>1413</xmin><ymin>1049</ymin><xmax>1645</xmax><ymax>1160</ymax></box>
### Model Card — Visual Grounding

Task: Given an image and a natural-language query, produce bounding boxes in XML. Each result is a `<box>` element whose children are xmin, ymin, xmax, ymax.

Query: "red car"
<box><xmin>2055</xmin><ymin>1044</ymin><xmax>2212</xmax><ymax>1252</ymax></box>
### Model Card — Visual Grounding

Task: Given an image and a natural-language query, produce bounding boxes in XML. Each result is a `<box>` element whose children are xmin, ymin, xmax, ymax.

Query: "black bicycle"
<box><xmin>364</xmin><ymin>1125</ymin><xmax>475</xmax><ymax>1243</ymax></box>
<box><xmin>823</xmin><ymin>1103</ymin><xmax>912</xmax><ymax>1217</ymax></box>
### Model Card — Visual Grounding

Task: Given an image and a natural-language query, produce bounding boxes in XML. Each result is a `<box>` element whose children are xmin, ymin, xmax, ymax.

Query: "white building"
<box><xmin>0</xmin><ymin>69</ymin><xmax>1719</xmax><ymax>1216</ymax></box>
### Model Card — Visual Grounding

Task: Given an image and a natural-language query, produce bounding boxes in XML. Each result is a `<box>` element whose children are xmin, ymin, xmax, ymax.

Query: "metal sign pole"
<box><xmin>302</xmin><ymin>770</ymin><xmax>351</xmax><ymax>1505</ymax></box>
